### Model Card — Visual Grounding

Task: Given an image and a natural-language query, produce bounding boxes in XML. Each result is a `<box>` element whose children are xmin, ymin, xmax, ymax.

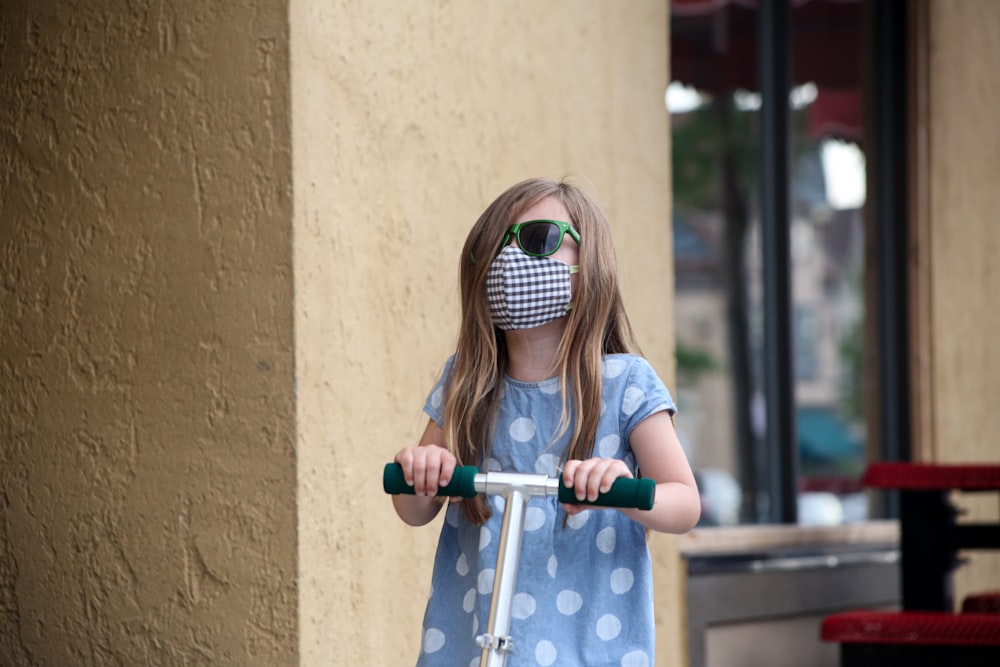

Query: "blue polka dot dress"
<box><xmin>416</xmin><ymin>354</ymin><xmax>676</xmax><ymax>667</ymax></box>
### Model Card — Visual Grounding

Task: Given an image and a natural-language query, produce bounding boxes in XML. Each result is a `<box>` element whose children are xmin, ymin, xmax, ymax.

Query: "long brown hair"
<box><xmin>443</xmin><ymin>178</ymin><xmax>640</xmax><ymax>524</ymax></box>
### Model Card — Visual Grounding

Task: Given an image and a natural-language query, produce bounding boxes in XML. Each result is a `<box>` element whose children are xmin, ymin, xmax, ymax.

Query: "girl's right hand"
<box><xmin>391</xmin><ymin>420</ymin><xmax>459</xmax><ymax>527</ymax></box>
<box><xmin>393</xmin><ymin>444</ymin><xmax>457</xmax><ymax>497</ymax></box>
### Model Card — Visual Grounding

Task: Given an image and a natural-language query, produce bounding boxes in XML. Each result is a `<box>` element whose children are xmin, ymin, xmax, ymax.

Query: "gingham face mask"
<box><xmin>486</xmin><ymin>246</ymin><xmax>579</xmax><ymax>330</ymax></box>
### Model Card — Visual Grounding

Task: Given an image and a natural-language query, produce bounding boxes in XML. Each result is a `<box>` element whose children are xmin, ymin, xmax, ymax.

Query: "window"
<box><xmin>670</xmin><ymin>0</ymin><xmax>907</xmax><ymax>525</ymax></box>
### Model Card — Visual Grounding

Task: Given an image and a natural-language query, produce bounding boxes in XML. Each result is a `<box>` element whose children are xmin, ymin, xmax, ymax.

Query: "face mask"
<box><xmin>486</xmin><ymin>246</ymin><xmax>579</xmax><ymax>330</ymax></box>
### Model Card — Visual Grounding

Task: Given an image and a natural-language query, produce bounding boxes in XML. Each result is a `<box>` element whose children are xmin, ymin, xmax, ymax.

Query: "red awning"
<box><xmin>671</xmin><ymin>0</ymin><xmax>863</xmax><ymax>141</ymax></box>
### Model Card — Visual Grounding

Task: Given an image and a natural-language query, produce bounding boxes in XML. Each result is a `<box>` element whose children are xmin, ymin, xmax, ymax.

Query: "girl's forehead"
<box><xmin>515</xmin><ymin>197</ymin><xmax>570</xmax><ymax>224</ymax></box>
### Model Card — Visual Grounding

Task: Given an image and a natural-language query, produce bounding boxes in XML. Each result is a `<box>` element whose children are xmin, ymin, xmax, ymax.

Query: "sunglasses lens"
<box><xmin>518</xmin><ymin>221</ymin><xmax>561</xmax><ymax>256</ymax></box>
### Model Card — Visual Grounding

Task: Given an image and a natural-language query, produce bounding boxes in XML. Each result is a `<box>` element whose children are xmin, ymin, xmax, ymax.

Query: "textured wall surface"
<box><xmin>2</xmin><ymin>0</ymin><xmax>678</xmax><ymax>665</ymax></box>
<box><xmin>9</xmin><ymin>0</ymin><xmax>998</xmax><ymax>663</ymax></box>
<box><xmin>926</xmin><ymin>0</ymin><xmax>1000</xmax><ymax>607</ymax></box>
<box><xmin>290</xmin><ymin>0</ymin><xmax>676</xmax><ymax>664</ymax></box>
<box><xmin>1</xmin><ymin>1</ymin><xmax>296</xmax><ymax>665</ymax></box>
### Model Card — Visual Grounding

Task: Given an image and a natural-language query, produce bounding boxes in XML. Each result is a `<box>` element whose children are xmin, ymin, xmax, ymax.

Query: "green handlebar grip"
<box><xmin>382</xmin><ymin>463</ymin><xmax>479</xmax><ymax>498</ymax></box>
<box><xmin>558</xmin><ymin>476</ymin><xmax>655</xmax><ymax>511</ymax></box>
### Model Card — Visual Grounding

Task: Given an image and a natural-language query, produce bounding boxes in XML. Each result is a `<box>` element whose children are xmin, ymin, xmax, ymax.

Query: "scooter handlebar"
<box><xmin>382</xmin><ymin>463</ymin><xmax>480</xmax><ymax>498</ymax></box>
<box><xmin>382</xmin><ymin>463</ymin><xmax>655</xmax><ymax>511</ymax></box>
<box><xmin>557</xmin><ymin>476</ymin><xmax>655</xmax><ymax>511</ymax></box>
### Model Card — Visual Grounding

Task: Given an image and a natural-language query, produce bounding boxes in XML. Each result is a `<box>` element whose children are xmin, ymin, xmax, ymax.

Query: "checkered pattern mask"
<box><xmin>486</xmin><ymin>246</ymin><xmax>579</xmax><ymax>330</ymax></box>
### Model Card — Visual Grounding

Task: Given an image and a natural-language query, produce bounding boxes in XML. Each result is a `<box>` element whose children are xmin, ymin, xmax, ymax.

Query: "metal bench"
<box><xmin>821</xmin><ymin>462</ymin><xmax>1000</xmax><ymax>665</ymax></box>
<box><xmin>821</xmin><ymin>610</ymin><xmax>1000</xmax><ymax>667</ymax></box>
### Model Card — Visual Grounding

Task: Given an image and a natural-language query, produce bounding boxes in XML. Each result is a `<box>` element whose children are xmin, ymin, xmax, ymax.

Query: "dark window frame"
<box><xmin>755</xmin><ymin>0</ymin><xmax>910</xmax><ymax>523</ymax></box>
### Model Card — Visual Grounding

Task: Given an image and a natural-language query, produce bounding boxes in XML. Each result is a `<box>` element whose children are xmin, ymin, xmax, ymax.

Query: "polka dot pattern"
<box><xmin>463</xmin><ymin>588</ymin><xmax>476</xmax><ymax>613</ymax></box>
<box><xmin>610</xmin><ymin>567</ymin><xmax>635</xmax><ymax>594</ymax></box>
<box><xmin>511</xmin><ymin>592</ymin><xmax>536</xmax><ymax>619</ymax></box>
<box><xmin>477</xmin><ymin>569</ymin><xmax>494</xmax><ymax>595</ymax></box>
<box><xmin>556</xmin><ymin>589</ymin><xmax>583</xmax><ymax>615</ymax></box>
<box><xmin>535</xmin><ymin>640</ymin><xmax>558</xmax><ymax>665</ymax></box>
<box><xmin>509</xmin><ymin>417</ymin><xmax>536</xmax><ymax>442</ymax></box>
<box><xmin>596</xmin><ymin>526</ymin><xmax>617</xmax><ymax>554</ymax></box>
<box><xmin>598</xmin><ymin>433</ymin><xmax>621</xmax><ymax>458</ymax></box>
<box><xmin>604</xmin><ymin>357</ymin><xmax>628</xmax><ymax>378</ymax></box>
<box><xmin>415</xmin><ymin>354</ymin><xmax>672</xmax><ymax>666</ymax></box>
<box><xmin>622</xmin><ymin>650</ymin><xmax>651</xmax><ymax>667</ymax></box>
<box><xmin>622</xmin><ymin>386</ymin><xmax>645</xmax><ymax>416</ymax></box>
<box><xmin>423</xmin><ymin>628</ymin><xmax>445</xmax><ymax>654</ymax></box>
<box><xmin>534</xmin><ymin>453</ymin><xmax>560</xmax><ymax>478</ymax></box>
<box><xmin>596</xmin><ymin>614</ymin><xmax>622</xmax><ymax>641</ymax></box>
<box><xmin>539</xmin><ymin>378</ymin><xmax>560</xmax><ymax>395</ymax></box>
<box><xmin>429</xmin><ymin>385</ymin><xmax>445</xmax><ymax>410</ymax></box>
<box><xmin>524</xmin><ymin>506</ymin><xmax>546</xmax><ymax>531</ymax></box>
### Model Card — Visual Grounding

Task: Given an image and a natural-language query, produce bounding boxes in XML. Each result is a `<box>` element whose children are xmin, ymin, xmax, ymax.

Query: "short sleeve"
<box><xmin>422</xmin><ymin>356</ymin><xmax>455</xmax><ymax>427</ymax></box>
<box><xmin>620</xmin><ymin>357</ymin><xmax>676</xmax><ymax>441</ymax></box>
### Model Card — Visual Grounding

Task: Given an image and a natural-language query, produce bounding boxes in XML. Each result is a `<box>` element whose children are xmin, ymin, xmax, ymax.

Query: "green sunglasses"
<box><xmin>500</xmin><ymin>219</ymin><xmax>581</xmax><ymax>258</ymax></box>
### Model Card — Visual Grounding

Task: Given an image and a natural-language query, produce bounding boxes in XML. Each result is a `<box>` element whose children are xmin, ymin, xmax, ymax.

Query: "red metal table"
<box><xmin>821</xmin><ymin>462</ymin><xmax>1000</xmax><ymax>665</ymax></box>
<box><xmin>862</xmin><ymin>462</ymin><xmax>1000</xmax><ymax>611</ymax></box>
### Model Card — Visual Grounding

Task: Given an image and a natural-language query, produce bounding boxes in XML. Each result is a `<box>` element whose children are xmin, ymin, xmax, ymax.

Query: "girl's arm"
<box><xmin>391</xmin><ymin>419</ymin><xmax>458</xmax><ymax>527</ymax></box>
<box><xmin>562</xmin><ymin>410</ymin><xmax>701</xmax><ymax>534</ymax></box>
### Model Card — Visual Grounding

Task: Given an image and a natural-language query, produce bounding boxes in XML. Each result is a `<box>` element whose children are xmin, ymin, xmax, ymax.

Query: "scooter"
<box><xmin>383</xmin><ymin>462</ymin><xmax>654</xmax><ymax>667</ymax></box>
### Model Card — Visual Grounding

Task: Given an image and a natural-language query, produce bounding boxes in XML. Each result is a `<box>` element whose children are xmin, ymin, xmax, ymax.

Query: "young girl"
<box><xmin>392</xmin><ymin>178</ymin><xmax>700</xmax><ymax>667</ymax></box>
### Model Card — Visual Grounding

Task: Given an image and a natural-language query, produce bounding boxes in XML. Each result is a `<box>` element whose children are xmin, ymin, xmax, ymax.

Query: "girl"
<box><xmin>392</xmin><ymin>178</ymin><xmax>700</xmax><ymax>667</ymax></box>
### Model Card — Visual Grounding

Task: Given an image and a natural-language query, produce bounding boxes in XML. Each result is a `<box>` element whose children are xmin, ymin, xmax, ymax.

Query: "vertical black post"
<box><xmin>759</xmin><ymin>0</ymin><xmax>797</xmax><ymax>523</ymax></box>
<box><xmin>899</xmin><ymin>490</ymin><xmax>955</xmax><ymax>610</ymax></box>
<box><xmin>874</xmin><ymin>0</ymin><xmax>911</xmax><ymax>489</ymax></box>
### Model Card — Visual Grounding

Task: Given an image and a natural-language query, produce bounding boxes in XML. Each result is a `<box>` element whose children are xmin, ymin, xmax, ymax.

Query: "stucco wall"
<box><xmin>1</xmin><ymin>1</ymin><xmax>677</xmax><ymax>665</ymax></box>
<box><xmin>290</xmin><ymin>1</ymin><xmax>676</xmax><ymax>664</ymax></box>
<box><xmin>924</xmin><ymin>0</ymin><xmax>1000</xmax><ymax>607</ymax></box>
<box><xmin>9</xmin><ymin>0</ymin><xmax>997</xmax><ymax>663</ymax></box>
<box><xmin>1</xmin><ymin>1</ymin><xmax>296</xmax><ymax>665</ymax></box>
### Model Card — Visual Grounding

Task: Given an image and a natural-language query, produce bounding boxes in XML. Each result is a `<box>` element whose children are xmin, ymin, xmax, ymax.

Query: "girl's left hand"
<box><xmin>561</xmin><ymin>458</ymin><xmax>633</xmax><ymax>514</ymax></box>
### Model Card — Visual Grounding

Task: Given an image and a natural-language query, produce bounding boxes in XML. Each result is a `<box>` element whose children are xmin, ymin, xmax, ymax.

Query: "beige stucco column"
<box><xmin>292</xmin><ymin>2</ymin><xmax>678</xmax><ymax>664</ymax></box>
<box><xmin>2</xmin><ymin>1</ymin><xmax>678</xmax><ymax>665</ymax></box>
<box><xmin>1</xmin><ymin>0</ymin><xmax>297</xmax><ymax>664</ymax></box>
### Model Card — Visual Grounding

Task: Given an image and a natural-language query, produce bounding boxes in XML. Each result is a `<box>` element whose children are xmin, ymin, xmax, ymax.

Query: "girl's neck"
<box><xmin>503</xmin><ymin>318</ymin><xmax>567</xmax><ymax>382</ymax></box>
